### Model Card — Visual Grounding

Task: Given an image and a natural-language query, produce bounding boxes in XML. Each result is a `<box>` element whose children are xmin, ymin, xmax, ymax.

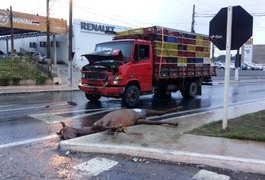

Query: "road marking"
<box><xmin>28</xmin><ymin>114</ymin><xmax>71</xmax><ymax>123</ymax></box>
<box><xmin>28</xmin><ymin>108</ymin><xmax>115</xmax><ymax>124</ymax></box>
<box><xmin>0</xmin><ymin>134</ymin><xmax>58</xmax><ymax>149</ymax></box>
<box><xmin>0</xmin><ymin>101</ymin><xmax>71</xmax><ymax>113</ymax></box>
<box><xmin>192</xmin><ymin>170</ymin><xmax>230</xmax><ymax>180</ymax></box>
<box><xmin>73</xmin><ymin>157</ymin><xmax>118</xmax><ymax>176</ymax></box>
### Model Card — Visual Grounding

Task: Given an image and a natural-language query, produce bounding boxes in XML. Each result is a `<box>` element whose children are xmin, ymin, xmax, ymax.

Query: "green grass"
<box><xmin>0</xmin><ymin>57</ymin><xmax>47</xmax><ymax>85</ymax></box>
<box><xmin>187</xmin><ymin>110</ymin><xmax>265</xmax><ymax>142</ymax></box>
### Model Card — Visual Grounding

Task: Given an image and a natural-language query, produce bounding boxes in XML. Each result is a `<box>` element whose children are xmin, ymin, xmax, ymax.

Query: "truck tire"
<box><xmin>85</xmin><ymin>93</ymin><xmax>101</xmax><ymax>102</ymax></box>
<box><xmin>122</xmin><ymin>85</ymin><xmax>140</xmax><ymax>107</ymax></box>
<box><xmin>181</xmin><ymin>82</ymin><xmax>197</xmax><ymax>99</ymax></box>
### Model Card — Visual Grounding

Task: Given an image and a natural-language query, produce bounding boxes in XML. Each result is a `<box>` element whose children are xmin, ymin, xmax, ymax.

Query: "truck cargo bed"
<box><xmin>115</xmin><ymin>26</ymin><xmax>214</xmax><ymax>80</ymax></box>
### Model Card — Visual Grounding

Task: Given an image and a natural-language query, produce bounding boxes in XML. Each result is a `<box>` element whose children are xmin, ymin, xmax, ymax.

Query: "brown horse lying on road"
<box><xmin>57</xmin><ymin>106</ymin><xmax>182</xmax><ymax>140</ymax></box>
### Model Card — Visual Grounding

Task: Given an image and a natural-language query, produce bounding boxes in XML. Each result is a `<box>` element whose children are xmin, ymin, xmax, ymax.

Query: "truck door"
<box><xmin>132</xmin><ymin>43</ymin><xmax>153</xmax><ymax>92</ymax></box>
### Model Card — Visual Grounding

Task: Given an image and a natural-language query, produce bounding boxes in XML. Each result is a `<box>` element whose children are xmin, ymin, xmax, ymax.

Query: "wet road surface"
<box><xmin>1</xmin><ymin>80</ymin><xmax>265</xmax><ymax>179</ymax></box>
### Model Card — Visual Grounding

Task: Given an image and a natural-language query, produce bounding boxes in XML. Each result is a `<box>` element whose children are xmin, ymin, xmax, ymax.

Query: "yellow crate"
<box><xmin>155</xmin><ymin>48</ymin><xmax>177</xmax><ymax>57</ymax></box>
<box><xmin>196</xmin><ymin>52</ymin><xmax>210</xmax><ymax>58</ymax></box>
<box><xmin>178</xmin><ymin>57</ymin><xmax>187</xmax><ymax>64</ymax></box>
<box><xmin>116</xmin><ymin>28</ymin><xmax>144</xmax><ymax>36</ymax></box>
<box><xmin>116</xmin><ymin>31</ymin><xmax>129</xmax><ymax>36</ymax></box>
<box><xmin>127</xmin><ymin>28</ymin><xmax>144</xmax><ymax>35</ymax></box>
<box><xmin>196</xmin><ymin>40</ymin><xmax>204</xmax><ymax>46</ymax></box>
<box><xmin>196</xmin><ymin>35</ymin><xmax>204</xmax><ymax>40</ymax></box>
<box><xmin>203</xmin><ymin>41</ymin><xmax>210</xmax><ymax>46</ymax></box>
<box><xmin>187</xmin><ymin>45</ymin><xmax>196</xmax><ymax>51</ymax></box>
<box><xmin>154</xmin><ymin>41</ymin><xmax>178</xmax><ymax>50</ymax></box>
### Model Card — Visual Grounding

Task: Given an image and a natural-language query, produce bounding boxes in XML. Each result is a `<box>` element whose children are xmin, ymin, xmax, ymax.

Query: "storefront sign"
<box><xmin>80</xmin><ymin>22</ymin><xmax>115</xmax><ymax>33</ymax></box>
<box><xmin>0</xmin><ymin>9</ymin><xmax>67</xmax><ymax>34</ymax></box>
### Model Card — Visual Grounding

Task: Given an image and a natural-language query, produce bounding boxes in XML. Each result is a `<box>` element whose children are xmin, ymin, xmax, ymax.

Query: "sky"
<box><xmin>1</xmin><ymin>0</ymin><xmax>265</xmax><ymax>56</ymax></box>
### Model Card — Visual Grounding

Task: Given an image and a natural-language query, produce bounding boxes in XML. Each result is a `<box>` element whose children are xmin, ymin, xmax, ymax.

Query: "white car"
<box><xmin>34</xmin><ymin>52</ymin><xmax>48</xmax><ymax>64</ymax></box>
<box><xmin>0</xmin><ymin>50</ymin><xmax>6</xmax><ymax>58</ymax></box>
<box><xmin>213</xmin><ymin>62</ymin><xmax>225</xmax><ymax>70</ymax></box>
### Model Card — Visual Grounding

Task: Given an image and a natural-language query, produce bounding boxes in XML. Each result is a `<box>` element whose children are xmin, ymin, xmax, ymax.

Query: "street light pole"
<box><xmin>191</xmin><ymin>4</ymin><xmax>195</xmax><ymax>33</ymax></box>
<box><xmin>46</xmin><ymin>0</ymin><xmax>51</xmax><ymax>72</ymax></box>
<box><xmin>10</xmin><ymin>6</ymin><xmax>14</xmax><ymax>57</ymax></box>
<box><xmin>68</xmin><ymin>0</ymin><xmax>73</xmax><ymax>86</ymax></box>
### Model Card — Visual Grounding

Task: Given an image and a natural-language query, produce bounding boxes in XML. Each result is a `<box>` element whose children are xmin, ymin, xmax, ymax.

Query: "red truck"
<box><xmin>79</xmin><ymin>26</ymin><xmax>215</xmax><ymax>107</ymax></box>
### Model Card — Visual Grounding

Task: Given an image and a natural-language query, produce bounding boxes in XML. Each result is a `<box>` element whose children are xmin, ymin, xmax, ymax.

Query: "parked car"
<box><xmin>241</xmin><ymin>63</ymin><xmax>251</xmax><ymax>70</ymax></box>
<box><xmin>0</xmin><ymin>50</ymin><xmax>6</xmax><ymax>58</ymax></box>
<box><xmin>34</xmin><ymin>52</ymin><xmax>47</xmax><ymax>64</ymax></box>
<box><xmin>213</xmin><ymin>62</ymin><xmax>235</xmax><ymax>70</ymax></box>
<box><xmin>247</xmin><ymin>63</ymin><xmax>263</xmax><ymax>70</ymax></box>
<box><xmin>253</xmin><ymin>64</ymin><xmax>264</xmax><ymax>71</ymax></box>
<box><xmin>213</xmin><ymin>62</ymin><xmax>225</xmax><ymax>70</ymax></box>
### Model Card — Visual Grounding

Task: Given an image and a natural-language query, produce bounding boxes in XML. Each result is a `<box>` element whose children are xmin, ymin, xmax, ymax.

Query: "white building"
<box><xmin>72</xmin><ymin>19</ymin><xmax>129</xmax><ymax>68</ymax></box>
<box><xmin>0</xmin><ymin>19</ymin><xmax>130</xmax><ymax>68</ymax></box>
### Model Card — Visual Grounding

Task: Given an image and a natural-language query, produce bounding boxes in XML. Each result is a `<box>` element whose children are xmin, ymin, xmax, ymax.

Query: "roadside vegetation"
<box><xmin>188</xmin><ymin>110</ymin><xmax>265</xmax><ymax>142</ymax></box>
<box><xmin>0</xmin><ymin>57</ymin><xmax>47</xmax><ymax>86</ymax></box>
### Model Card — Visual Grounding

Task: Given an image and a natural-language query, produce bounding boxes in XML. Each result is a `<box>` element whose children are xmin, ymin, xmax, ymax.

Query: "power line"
<box><xmin>195</xmin><ymin>11</ymin><xmax>265</xmax><ymax>18</ymax></box>
<box><xmin>49</xmin><ymin>0</ymin><xmax>57</xmax><ymax>10</ymax></box>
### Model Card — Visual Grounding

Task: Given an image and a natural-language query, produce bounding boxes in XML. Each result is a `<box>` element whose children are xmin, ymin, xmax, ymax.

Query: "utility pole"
<box><xmin>191</xmin><ymin>4</ymin><xmax>195</xmax><ymax>33</ymax></box>
<box><xmin>68</xmin><ymin>0</ymin><xmax>73</xmax><ymax>86</ymax></box>
<box><xmin>46</xmin><ymin>0</ymin><xmax>51</xmax><ymax>72</ymax></box>
<box><xmin>234</xmin><ymin>48</ymin><xmax>240</xmax><ymax>81</ymax></box>
<box><xmin>211</xmin><ymin>43</ymin><xmax>215</xmax><ymax>62</ymax></box>
<box><xmin>10</xmin><ymin>6</ymin><xmax>14</xmax><ymax>57</ymax></box>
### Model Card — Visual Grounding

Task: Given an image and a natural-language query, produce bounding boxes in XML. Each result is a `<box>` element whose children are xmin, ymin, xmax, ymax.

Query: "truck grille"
<box><xmin>83</xmin><ymin>72</ymin><xmax>108</xmax><ymax>80</ymax></box>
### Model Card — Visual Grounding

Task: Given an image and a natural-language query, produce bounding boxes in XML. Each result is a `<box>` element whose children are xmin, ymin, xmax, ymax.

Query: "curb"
<box><xmin>0</xmin><ymin>85</ymin><xmax>79</xmax><ymax>95</ymax></box>
<box><xmin>59</xmin><ymin>142</ymin><xmax>265</xmax><ymax>175</ymax></box>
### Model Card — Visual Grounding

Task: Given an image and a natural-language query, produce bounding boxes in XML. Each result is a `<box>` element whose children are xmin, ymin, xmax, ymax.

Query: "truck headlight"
<box><xmin>114</xmin><ymin>74</ymin><xmax>123</xmax><ymax>81</ymax></box>
<box><xmin>113</xmin><ymin>74</ymin><xmax>122</xmax><ymax>85</ymax></box>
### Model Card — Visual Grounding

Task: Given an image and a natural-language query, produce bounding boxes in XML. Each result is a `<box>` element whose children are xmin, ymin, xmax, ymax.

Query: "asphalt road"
<box><xmin>1</xmin><ymin>71</ymin><xmax>265</xmax><ymax>179</ymax></box>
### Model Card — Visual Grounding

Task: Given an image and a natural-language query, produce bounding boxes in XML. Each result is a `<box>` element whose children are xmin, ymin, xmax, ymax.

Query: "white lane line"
<box><xmin>0</xmin><ymin>134</ymin><xmax>58</xmax><ymax>149</ymax></box>
<box><xmin>0</xmin><ymin>102</ymin><xmax>70</xmax><ymax>113</ymax></box>
<box><xmin>30</xmin><ymin>108</ymin><xmax>109</xmax><ymax>117</ymax></box>
<box><xmin>70</xmin><ymin>109</ymin><xmax>115</xmax><ymax>120</ymax></box>
<box><xmin>28</xmin><ymin>114</ymin><xmax>71</xmax><ymax>123</ymax></box>
<box><xmin>0</xmin><ymin>106</ymin><xmax>45</xmax><ymax>112</ymax></box>
<box><xmin>28</xmin><ymin>108</ymin><xmax>116</xmax><ymax>124</ymax></box>
<box><xmin>192</xmin><ymin>170</ymin><xmax>230</xmax><ymax>180</ymax></box>
<box><xmin>73</xmin><ymin>157</ymin><xmax>118</xmax><ymax>176</ymax></box>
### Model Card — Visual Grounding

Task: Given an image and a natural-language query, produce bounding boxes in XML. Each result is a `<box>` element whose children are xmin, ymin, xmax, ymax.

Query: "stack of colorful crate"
<box><xmin>115</xmin><ymin>26</ymin><xmax>212</xmax><ymax>79</ymax></box>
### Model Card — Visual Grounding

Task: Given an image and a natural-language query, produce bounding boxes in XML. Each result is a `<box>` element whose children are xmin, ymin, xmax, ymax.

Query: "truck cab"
<box><xmin>79</xmin><ymin>39</ymin><xmax>153</xmax><ymax>107</ymax></box>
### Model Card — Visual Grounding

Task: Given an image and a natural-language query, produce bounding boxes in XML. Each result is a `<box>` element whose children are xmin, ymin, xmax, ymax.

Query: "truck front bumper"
<box><xmin>78</xmin><ymin>83</ymin><xmax>124</xmax><ymax>97</ymax></box>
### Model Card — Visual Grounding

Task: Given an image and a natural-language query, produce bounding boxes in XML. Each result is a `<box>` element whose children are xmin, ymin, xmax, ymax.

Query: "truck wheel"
<box><xmin>181</xmin><ymin>82</ymin><xmax>197</xmax><ymax>98</ymax></box>
<box><xmin>85</xmin><ymin>94</ymin><xmax>101</xmax><ymax>102</ymax></box>
<box><xmin>122</xmin><ymin>85</ymin><xmax>140</xmax><ymax>107</ymax></box>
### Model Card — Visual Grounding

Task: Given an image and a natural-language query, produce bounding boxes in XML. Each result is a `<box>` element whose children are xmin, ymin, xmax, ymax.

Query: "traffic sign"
<box><xmin>209</xmin><ymin>6</ymin><xmax>253</xmax><ymax>50</ymax></box>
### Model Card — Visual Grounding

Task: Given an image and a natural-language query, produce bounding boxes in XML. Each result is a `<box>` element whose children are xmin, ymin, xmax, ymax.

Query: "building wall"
<box><xmin>0</xmin><ymin>34</ymin><xmax>67</xmax><ymax>63</ymax></box>
<box><xmin>242</xmin><ymin>44</ymin><xmax>265</xmax><ymax>65</ymax></box>
<box><xmin>72</xmin><ymin>19</ymin><xmax>129</xmax><ymax>68</ymax></box>
<box><xmin>252</xmin><ymin>45</ymin><xmax>265</xmax><ymax>64</ymax></box>
<box><xmin>0</xmin><ymin>20</ymin><xmax>129</xmax><ymax>67</ymax></box>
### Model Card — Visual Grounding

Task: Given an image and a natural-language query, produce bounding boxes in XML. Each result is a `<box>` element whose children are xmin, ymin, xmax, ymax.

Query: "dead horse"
<box><xmin>57</xmin><ymin>106</ymin><xmax>182</xmax><ymax>139</ymax></box>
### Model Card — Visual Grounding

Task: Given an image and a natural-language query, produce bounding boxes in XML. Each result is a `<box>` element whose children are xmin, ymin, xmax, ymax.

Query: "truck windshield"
<box><xmin>95</xmin><ymin>41</ymin><xmax>132</xmax><ymax>62</ymax></box>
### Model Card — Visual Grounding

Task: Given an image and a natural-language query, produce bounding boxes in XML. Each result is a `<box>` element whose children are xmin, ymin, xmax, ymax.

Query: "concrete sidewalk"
<box><xmin>59</xmin><ymin>99</ymin><xmax>265</xmax><ymax>175</ymax></box>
